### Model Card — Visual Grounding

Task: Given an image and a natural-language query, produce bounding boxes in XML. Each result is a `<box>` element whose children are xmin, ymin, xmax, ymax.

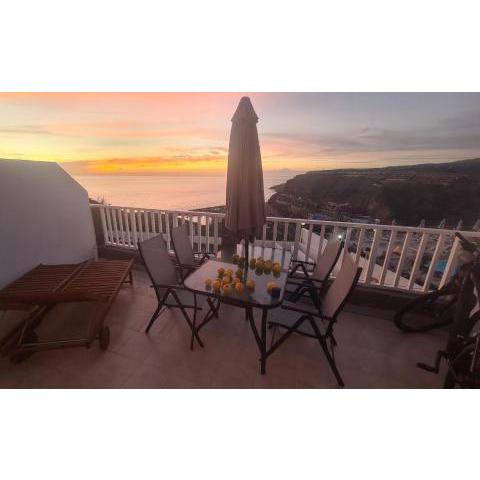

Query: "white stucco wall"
<box><xmin>0</xmin><ymin>159</ymin><xmax>97</xmax><ymax>288</ymax></box>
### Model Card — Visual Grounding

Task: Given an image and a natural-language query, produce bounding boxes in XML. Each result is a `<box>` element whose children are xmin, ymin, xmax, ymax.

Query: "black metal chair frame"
<box><xmin>171</xmin><ymin>224</ymin><xmax>215</xmax><ymax>282</ymax></box>
<box><xmin>138</xmin><ymin>238</ymin><xmax>215</xmax><ymax>349</ymax></box>
<box><xmin>267</xmin><ymin>266</ymin><xmax>362</xmax><ymax>387</ymax></box>
<box><xmin>286</xmin><ymin>240</ymin><xmax>344</xmax><ymax>305</ymax></box>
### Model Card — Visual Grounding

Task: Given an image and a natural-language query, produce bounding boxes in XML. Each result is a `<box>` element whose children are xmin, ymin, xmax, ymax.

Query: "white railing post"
<box><xmin>292</xmin><ymin>223</ymin><xmax>301</xmax><ymax>260</ymax></box>
<box><xmin>439</xmin><ymin>236</ymin><xmax>461</xmax><ymax>288</ymax></box>
<box><xmin>422</xmin><ymin>233</ymin><xmax>446</xmax><ymax>292</ymax></box>
<box><xmin>407</xmin><ymin>233</ymin><xmax>429</xmax><ymax>290</ymax></box>
<box><xmin>99</xmin><ymin>205</ymin><xmax>109</xmax><ymax>245</ymax></box>
<box><xmin>130</xmin><ymin>209</ymin><xmax>138</xmax><ymax>247</ymax></box>
<box><xmin>364</xmin><ymin>228</ymin><xmax>381</xmax><ymax>285</ymax></box>
<box><xmin>394</xmin><ymin>232</ymin><xmax>412</xmax><ymax>288</ymax></box>
<box><xmin>379</xmin><ymin>230</ymin><xmax>397</xmax><ymax>286</ymax></box>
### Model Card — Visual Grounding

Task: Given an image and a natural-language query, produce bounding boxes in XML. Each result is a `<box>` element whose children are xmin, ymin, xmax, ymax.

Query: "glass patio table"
<box><xmin>183</xmin><ymin>244</ymin><xmax>292</xmax><ymax>374</ymax></box>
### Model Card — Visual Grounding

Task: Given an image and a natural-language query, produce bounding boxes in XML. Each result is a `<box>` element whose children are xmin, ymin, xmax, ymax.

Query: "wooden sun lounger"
<box><xmin>0</xmin><ymin>264</ymin><xmax>83</xmax><ymax>354</ymax></box>
<box><xmin>0</xmin><ymin>259</ymin><xmax>134</xmax><ymax>358</ymax></box>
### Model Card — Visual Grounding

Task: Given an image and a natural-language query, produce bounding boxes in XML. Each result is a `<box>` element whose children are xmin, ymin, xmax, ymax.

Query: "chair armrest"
<box><xmin>281</xmin><ymin>300</ymin><xmax>321</xmax><ymax>317</ymax></box>
<box><xmin>291</xmin><ymin>259</ymin><xmax>316</xmax><ymax>267</ymax></box>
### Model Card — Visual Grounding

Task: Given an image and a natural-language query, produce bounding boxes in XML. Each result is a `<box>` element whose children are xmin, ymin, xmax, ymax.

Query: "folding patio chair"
<box><xmin>287</xmin><ymin>238</ymin><xmax>344</xmax><ymax>304</ymax></box>
<box><xmin>138</xmin><ymin>234</ymin><xmax>205</xmax><ymax>348</ymax></box>
<box><xmin>171</xmin><ymin>224</ymin><xmax>214</xmax><ymax>281</ymax></box>
<box><xmin>268</xmin><ymin>253</ymin><xmax>361</xmax><ymax>387</ymax></box>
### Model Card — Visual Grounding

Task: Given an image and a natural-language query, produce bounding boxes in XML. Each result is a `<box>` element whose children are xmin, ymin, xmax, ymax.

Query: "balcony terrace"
<box><xmin>2</xmin><ymin>203</ymin><xmax>472</xmax><ymax>388</ymax></box>
<box><xmin>0</xmin><ymin>264</ymin><xmax>447</xmax><ymax>388</ymax></box>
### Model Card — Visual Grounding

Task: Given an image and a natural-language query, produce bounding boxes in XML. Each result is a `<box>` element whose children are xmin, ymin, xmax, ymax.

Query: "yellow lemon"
<box><xmin>272</xmin><ymin>263</ymin><xmax>281</xmax><ymax>274</ymax></box>
<box><xmin>223</xmin><ymin>284</ymin><xmax>232</xmax><ymax>296</ymax></box>
<box><xmin>225</xmin><ymin>268</ymin><xmax>233</xmax><ymax>277</ymax></box>
<box><xmin>217</xmin><ymin>267</ymin><xmax>225</xmax><ymax>278</ymax></box>
<box><xmin>205</xmin><ymin>278</ymin><xmax>212</xmax><ymax>289</ymax></box>
<box><xmin>234</xmin><ymin>282</ymin><xmax>245</xmax><ymax>294</ymax></box>
<box><xmin>223</xmin><ymin>276</ymin><xmax>232</xmax><ymax>285</ymax></box>
<box><xmin>267</xmin><ymin>281</ymin><xmax>278</xmax><ymax>294</ymax></box>
<box><xmin>212</xmin><ymin>280</ymin><xmax>222</xmax><ymax>291</ymax></box>
<box><xmin>235</xmin><ymin>268</ymin><xmax>243</xmax><ymax>278</ymax></box>
<box><xmin>249</xmin><ymin>258</ymin><xmax>256</xmax><ymax>269</ymax></box>
<box><xmin>246</xmin><ymin>279</ymin><xmax>256</xmax><ymax>292</ymax></box>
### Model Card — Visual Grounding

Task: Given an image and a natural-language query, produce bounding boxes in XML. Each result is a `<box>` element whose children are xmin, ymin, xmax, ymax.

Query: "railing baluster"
<box><xmin>130</xmin><ymin>209</ymin><xmax>138</xmax><ymax>247</ymax></box>
<box><xmin>206</xmin><ymin>216</ymin><xmax>211</xmax><ymax>252</ymax></box>
<box><xmin>143</xmin><ymin>211</ymin><xmax>150</xmax><ymax>239</ymax></box>
<box><xmin>422</xmin><ymin>233</ymin><xmax>446</xmax><ymax>292</ymax></box>
<box><xmin>151</xmin><ymin>211</ymin><xmax>157</xmax><ymax>235</ymax></box>
<box><xmin>137</xmin><ymin>211</ymin><xmax>144</xmax><ymax>241</ymax></box>
<box><xmin>272</xmin><ymin>221</ymin><xmax>278</xmax><ymax>247</ymax></box>
<box><xmin>158</xmin><ymin>211</ymin><xmax>163</xmax><ymax>237</ymax></box>
<box><xmin>189</xmin><ymin>215</ymin><xmax>194</xmax><ymax>247</ymax></box>
<box><xmin>394</xmin><ymin>232</ymin><xmax>412</xmax><ymax>288</ymax></box>
<box><xmin>104</xmin><ymin>206</ymin><xmax>113</xmax><ymax>245</ymax></box>
<box><xmin>165</xmin><ymin>212</ymin><xmax>171</xmax><ymax>251</ymax></box>
<box><xmin>439</xmin><ymin>236</ymin><xmax>461</xmax><ymax>288</ymax></box>
<box><xmin>282</xmin><ymin>221</ymin><xmax>288</xmax><ymax>249</ymax></box>
<box><xmin>292</xmin><ymin>223</ymin><xmax>301</xmax><ymax>260</ymax></box>
<box><xmin>117</xmin><ymin>208</ymin><xmax>125</xmax><ymax>246</ymax></box>
<box><xmin>305</xmin><ymin>223</ymin><xmax>313</xmax><ymax>262</ymax></box>
<box><xmin>408</xmin><ymin>233</ymin><xmax>429</xmax><ymax>290</ymax></box>
<box><xmin>354</xmin><ymin>228</ymin><xmax>365</xmax><ymax>264</ymax></box>
<box><xmin>213</xmin><ymin>217</ymin><xmax>219</xmax><ymax>252</ymax></box>
<box><xmin>379</xmin><ymin>230</ymin><xmax>397</xmax><ymax>286</ymax></box>
<box><xmin>99</xmin><ymin>206</ymin><xmax>109</xmax><ymax>246</ymax></box>
<box><xmin>315</xmin><ymin>225</ymin><xmax>326</xmax><ymax>264</ymax></box>
<box><xmin>262</xmin><ymin>223</ymin><xmax>267</xmax><ymax>247</ymax></box>
<box><xmin>364</xmin><ymin>228</ymin><xmax>381</xmax><ymax>285</ymax></box>
<box><xmin>124</xmin><ymin>209</ymin><xmax>131</xmax><ymax>247</ymax></box>
<box><xmin>173</xmin><ymin>213</ymin><xmax>179</xmax><ymax>228</ymax></box>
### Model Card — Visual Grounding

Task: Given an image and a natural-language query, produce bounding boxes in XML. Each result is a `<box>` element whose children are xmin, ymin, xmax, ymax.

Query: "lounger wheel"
<box><xmin>10</xmin><ymin>331</ymin><xmax>39</xmax><ymax>364</ymax></box>
<box><xmin>99</xmin><ymin>326</ymin><xmax>110</xmax><ymax>350</ymax></box>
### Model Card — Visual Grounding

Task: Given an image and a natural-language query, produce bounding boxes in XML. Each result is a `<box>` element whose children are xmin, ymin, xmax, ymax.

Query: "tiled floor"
<box><xmin>0</xmin><ymin>266</ymin><xmax>448</xmax><ymax>388</ymax></box>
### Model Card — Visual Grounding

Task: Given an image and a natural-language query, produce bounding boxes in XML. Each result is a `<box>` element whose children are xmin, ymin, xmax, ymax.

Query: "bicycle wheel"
<box><xmin>444</xmin><ymin>340</ymin><xmax>480</xmax><ymax>388</ymax></box>
<box><xmin>394</xmin><ymin>290</ymin><xmax>456</xmax><ymax>333</ymax></box>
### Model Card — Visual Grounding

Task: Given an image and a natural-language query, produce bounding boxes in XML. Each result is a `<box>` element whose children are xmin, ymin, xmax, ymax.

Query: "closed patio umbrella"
<box><xmin>225</xmin><ymin>96</ymin><xmax>266</xmax><ymax>265</ymax></box>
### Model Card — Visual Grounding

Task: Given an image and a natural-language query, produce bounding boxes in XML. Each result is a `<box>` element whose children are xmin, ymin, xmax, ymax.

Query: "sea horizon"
<box><xmin>72</xmin><ymin>170</ymin><xmax>300</xmax><ymax>211</ymax></box>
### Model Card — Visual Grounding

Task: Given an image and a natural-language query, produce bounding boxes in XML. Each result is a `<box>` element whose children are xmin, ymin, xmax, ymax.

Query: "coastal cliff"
<box><xmin>267</xmin><ymin>158</ymin><xmax>480</xmax><ymax>227</ymax></box>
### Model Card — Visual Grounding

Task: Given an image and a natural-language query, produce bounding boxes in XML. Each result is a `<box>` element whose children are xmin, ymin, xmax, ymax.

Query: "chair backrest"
<box><xmin>138</xmin><ymin>235</ymin><xmax>178</xmax><ymax>289</ymax></box>
<box><xmin>321</xmin><ymin>253</ymin><xmax>361</xmax><ymax>319</ymax></box>
<box><xmin>171</xmin><ymin>224</ymin><xmax>196</xmax><ymax>267</ymax></box>
<box><xmin>312</xmin><ymin>239</ymin><xmax>344</xmax><ymax>281</ymax></box>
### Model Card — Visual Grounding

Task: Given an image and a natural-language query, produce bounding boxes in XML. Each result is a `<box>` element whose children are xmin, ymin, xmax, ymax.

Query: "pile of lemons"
<box><xmin>205</xmin><ymin>267</ymin><xmax>255</xmax><ymax>296</ymax></box>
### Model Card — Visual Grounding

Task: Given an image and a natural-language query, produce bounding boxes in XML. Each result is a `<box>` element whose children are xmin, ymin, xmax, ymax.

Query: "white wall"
<box><xmin>0</xmin><ymin>159</ymin><xmax>97</xmax><ymax>288</ymax></box>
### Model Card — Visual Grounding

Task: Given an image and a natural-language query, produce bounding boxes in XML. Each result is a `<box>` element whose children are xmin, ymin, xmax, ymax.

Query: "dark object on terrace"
<box><xmin>268</xmin><ymin>253</ymin><xmax>362</xmax><ymax>387</ymax></box>
<box><xmin>0</xmin><ymin>260</ymin><xmax>133</xmax><ymax>360</ymax></box>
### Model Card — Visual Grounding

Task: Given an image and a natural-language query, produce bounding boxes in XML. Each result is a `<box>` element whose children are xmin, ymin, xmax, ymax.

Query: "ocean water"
<box><xmin>73</xmin><ymin>171</ymin><xmax>298</xmax><ymax>210</ymax></box>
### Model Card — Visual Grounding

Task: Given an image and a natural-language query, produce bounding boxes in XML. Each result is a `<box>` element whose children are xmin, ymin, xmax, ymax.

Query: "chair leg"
<box><xmin>309</xmin><ymin>317</ymin><xmax>344</xmax><ymax>387</ymax></box>
<box><xmin>145</xmin><ymin>304</ymin><xmax>162</xmax><ymax>333</ymax></box>
<box><xmin>190</xmin><ymin>293</ymin><xmax>198</xmax><ymax>350</ymax></box>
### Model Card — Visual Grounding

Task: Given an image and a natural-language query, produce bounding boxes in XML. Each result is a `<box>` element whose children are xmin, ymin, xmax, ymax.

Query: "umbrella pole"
<box><xmin>244</xmin><ymin>236</ymin><xmax>249</xmax><ymax>276</ymax></box>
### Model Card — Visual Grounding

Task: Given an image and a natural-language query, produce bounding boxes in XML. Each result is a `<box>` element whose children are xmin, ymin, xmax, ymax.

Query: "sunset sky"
<box><xmin>1</xmin><ymin>92</ymin><xmax>480</xmax><ymax>175</ymax></box>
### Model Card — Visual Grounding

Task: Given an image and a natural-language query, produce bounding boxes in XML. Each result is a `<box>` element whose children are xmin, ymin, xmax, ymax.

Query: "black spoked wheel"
<box><xmin>444</xmin><ymin>341</ymin><xmax>480</xmax><ymax>388</ymax></box>
<box><xmin>99</xmin><ymin>326</ymin><xmax>110</xmax><ymax>350</ymax></box>
<box><xmin>394</xmin><ymin>291</ymin><xmax>456</xmax><ymax>333</ymax></box>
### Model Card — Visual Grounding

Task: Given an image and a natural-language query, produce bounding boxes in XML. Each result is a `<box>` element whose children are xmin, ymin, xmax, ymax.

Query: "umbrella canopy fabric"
<box><xmin>225</xmin><ymin>97</ymin><xmax>266</xmax><ymax>239</ymax></box>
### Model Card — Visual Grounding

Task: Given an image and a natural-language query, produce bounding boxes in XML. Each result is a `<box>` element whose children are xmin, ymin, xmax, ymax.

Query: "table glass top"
<box><xmin>184</xmin><ymin>245</ymin><xmax>292</xmax><ymax>308</ymax></box>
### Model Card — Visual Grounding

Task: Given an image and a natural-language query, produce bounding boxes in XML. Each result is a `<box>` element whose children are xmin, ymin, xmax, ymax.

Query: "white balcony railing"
<box><xmin>91</xmin><ymin>204</ymin><xmax>480</xmax><ymax>294</ymax></box>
